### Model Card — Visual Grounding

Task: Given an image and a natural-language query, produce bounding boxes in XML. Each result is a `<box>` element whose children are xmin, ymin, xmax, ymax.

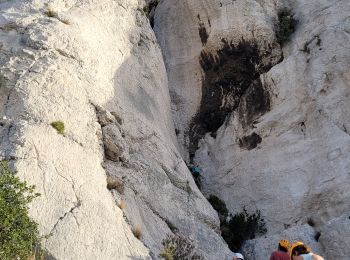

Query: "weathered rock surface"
<box><xmin>319</xmin><ymin>214</ymin><xmax>350</xmax><ymax>260</ymax></box>
<box><xmin>155</xmin><ymin>0</ymin><xmax>350</xmax><ymax>258</ymax></box>
<box><xmin>0</xmin><ymin>0</ymin><xmax>152</xmax><ymax>259</ymax></box>
<box><xmin>0</xmin><ymin>0</ymin><xmax>233</xmax><ymax>259</ymax></box>
<box><xmin>1</xmin><ymin>0</ymin><xmax>349</xmax><ymax>259</ymax></box>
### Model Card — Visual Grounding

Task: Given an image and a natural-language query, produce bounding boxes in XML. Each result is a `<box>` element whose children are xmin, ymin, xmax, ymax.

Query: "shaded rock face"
<box><xmin>154</xmin><ymin>0</ymin><xmax>282</xmax><ymax>161</ymax></box>
<box><xmin>155</xmin><ymin>0</ymin><xmax>350</xmax><ymax>258</ymax></box>
<box><xmin>189</xmin><ymin>39</ymin><xmax>272</xmax><ymax>157</ymax></box>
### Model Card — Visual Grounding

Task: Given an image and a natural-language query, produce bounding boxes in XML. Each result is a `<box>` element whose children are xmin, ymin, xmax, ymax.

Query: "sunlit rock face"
<box><xmin>1</xmin><ymin>0</ymin><xmax>349</xmax><ymax>259</ymax></box>
<box><xmin>155</xmin><ymin>0</ymin><xmax>350</xmax><ymax>258</ymax></box>
<box><xmin>0</xmin><ymin>0</ymin><xmax>233</xmax><ymax>259</ymax></box>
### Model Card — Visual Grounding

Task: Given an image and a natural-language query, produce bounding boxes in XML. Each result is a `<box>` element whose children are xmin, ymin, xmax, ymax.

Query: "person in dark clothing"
<box><xmin>270</xmin><ymin>239</ymin><xmax>291</xmax><ymax>260</ymax></box>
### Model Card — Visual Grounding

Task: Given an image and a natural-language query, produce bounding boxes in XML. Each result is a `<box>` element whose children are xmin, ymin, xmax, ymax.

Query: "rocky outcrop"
<box><xmin>319</xmin><ymin>214</ymin><xmax>350</xmax><ymax>260</ymax></box>
<box><xmin>0</xmin><ymin>0</ymin><xmax>233</xmax><ymax>259</ymax></box>
<box><xmin>0</xmin><ymin>0</ymin><xmax>152</xmax><ymax>259</ymax></box>
<box><xmin>1</xmin><ymin>0</ymin><xmax>349</xmax><ymax>259</ymax></box>
<box><xmin>155</xmin><ymin>0</ymin><xmax>350</xmax><ymax>258</ymax></box>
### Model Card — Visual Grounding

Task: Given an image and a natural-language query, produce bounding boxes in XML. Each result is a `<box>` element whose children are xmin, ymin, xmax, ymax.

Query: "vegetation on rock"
<box><xmin>51</xmin><ymin>121</ymin><xmax>65</xmax><ymax>135</ymax></box>
<box><xmin>0</xmin><ymin>161</ymin><xmax>40</xmax><ymax>260</ymax></box>
<box><xmin>276</xmin><ymin>8</ymin><xmax>297</xmax><ymax>45</ymax></box>
<box><xmin>208</xmin><ymin>194</ymin><xmax>228</xmax><ymax>222</ymax></box>
<box><xmin>160</xmin><ymin>233</ymin><xmax>203</xmax><ymax>260</ymax></box>
<box><xmin>208</xmin><ymin>194</ymin><xmax>267</xmax><ymax>251</ymax></box>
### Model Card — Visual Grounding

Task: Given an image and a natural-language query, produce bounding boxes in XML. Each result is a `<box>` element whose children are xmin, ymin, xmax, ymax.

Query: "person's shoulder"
<box><xmin>312</xmin><ymin>254</ymin><xmax>324</xmax><ymax>260</ymax></box>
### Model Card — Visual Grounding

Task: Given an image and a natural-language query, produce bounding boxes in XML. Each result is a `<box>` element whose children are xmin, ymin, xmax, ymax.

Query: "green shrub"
<box><xmin>0</xmin><ymin>161</ymin><xmax>40</xmax><ymax>260</ymax></box>
<box><xmin>207</xmin><ymin>195</ymin><xmax>267</xmax><ymax>251</ymax></box>
<box><xmin>160</xmin><ymin>233</ymin><xmax>203</xmax><ymax>260</ymax></box>
<box><xmin>208</xmin><ymin>195</ymin><xmax>228</xmax><ymax>219</ymax></box>
<box><xmin>222</xmin><ymin>208</ymin><xmax>267</xmax><ymax>251</ymax></box>
<box><xmin>51</xmin><ymin>121</ymin><xmax>65</xmax><ymax>135</ymax></box>
<box><xmin>276</xmin><ymin>8</ymin><xmax>297</xmax><ymax>45</ymax></box>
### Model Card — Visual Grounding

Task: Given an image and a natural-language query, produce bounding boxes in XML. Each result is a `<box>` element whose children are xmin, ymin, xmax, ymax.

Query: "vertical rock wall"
<box><xmin>0</xmin><ymin>0</ymin><xmax>233</xmax><ymax>259</ymax></box>
<box><xmin>155</xmin><ymin>0</ymin><xmax>350</xmax><ymax>259</ymax></box>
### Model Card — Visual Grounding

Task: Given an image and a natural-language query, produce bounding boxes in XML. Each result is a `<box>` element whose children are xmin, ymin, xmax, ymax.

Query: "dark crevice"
<box><xmin>197</xmin><ymin>14</ymin><xmax>209</xmax><ymax>45</ymax></box>
<box><xmin>144</xmin><ymin>0</ymin><xmax>159</xmax><ymax>28</ymax></box>
<box><xmin>239</xmin><ymin>132</ymin><xmax>262</xmax><ymax>150</ymax></box>
<box><xmin>198</xmin><ymin>23</ymin><xmax>209</xmax><ymax>45</ymax></box>
<box><xmin>188</xmin><ymin>39</ymin><xmax>275</xmax><ymax>157</ymax></box>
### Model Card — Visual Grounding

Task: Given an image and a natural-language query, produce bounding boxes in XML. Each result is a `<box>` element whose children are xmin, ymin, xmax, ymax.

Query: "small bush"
<box><xmin>276</xmin><ymin>8</ymin><xmax>297</xmax><ymax>45</ymax></box>
<box><xmin>222</xmin><ymin>208</ymin><xmax>267</xmax><ymax>251</ymax></box>
<box><xmin>106</xmin><ymin>176</ymin><xmax>124</xmax><ymax>194</ymax></box>
<box><xmin>207</xmin><ymin>195</ymin><xmax>267</xmax><ymax>251</ymax></box>
<box><xmin>0</xmin><ymin>161</ymin><xmax>41</xmax><ymax>260</ymax></box>
<box><xmin>159</xmin><ymin>233</ymin><xmax>203</xmax><ymax>260</ymax></box>
<box><xmin>132</xmin><ymin>225</ymin><xmax>142</xmax><ymax>239</ymax></box>
<box><xmin>208</xmin><ymin>194</ymin><xmax>228</xmax><ymax>219</ymax></box>
<box><xmin>51</xmin><ymin>121</ymin><xmax>65</xmax><ymax>135</ymax></box>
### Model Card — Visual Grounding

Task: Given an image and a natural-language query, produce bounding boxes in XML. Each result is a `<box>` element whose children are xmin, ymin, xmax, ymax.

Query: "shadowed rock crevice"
<box><xmin>197</xmin><ymin>14</ymin><xmax>209</xmax><ymax>45</ymax></box>
<box><xmin>189</xmin><ymin>39</ymin><xmax>274</xmax><ymax>157</ymax></box>
<box><xmin>239</xmin><ymin>132</ymin><xmax>262</xmax><ymax>150</ymax></box>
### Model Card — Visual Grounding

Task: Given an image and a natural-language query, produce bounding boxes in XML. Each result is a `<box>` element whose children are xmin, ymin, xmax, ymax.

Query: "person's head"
<box><xmin>290</xmin><ymin>242</ymin><xmax>311</xmax><ymax>256</ymax></box>
<box><xmin>235</xmin><ymin>253</ymin><xmax>244</xmax><ymax>260</ymax></box>
<box><xmin>278</xmin><ymin>239</ymin><xmax>290</xmax><ymax>252</ymax></box>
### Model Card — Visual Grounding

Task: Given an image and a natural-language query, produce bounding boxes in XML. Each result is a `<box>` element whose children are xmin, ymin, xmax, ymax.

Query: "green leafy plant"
<box><xmin>276</xmin><ymin>8</ymin><xmax>297</xmax><ymax>45</ymax></box>
<box><xmin>160</xmin><ymin>233</ymin><xmax>203</xmax><ymax>260</ymax></box>
<box><xmin>0</xmin><ymin>161</ymin><xmax>40</xmax><ymax>260</ymax></box>
<box><xmin>222</xmin><ymin>208</ymin><xmax>267</xmax><ymax>251</ymax></box>
<box><xmin>51</xmin><ymin>121</ymin><xmax>65</xmax><ymax>135</ymax></box>
<box><xmin>208</xmin><ymin>194</ymin><xmax>228</xmax><ymax>221</ymax></box>
<box><xmin>207</xmin><ymin>195</ymin><xmax>267</xmax><ymax>251</ymax></box>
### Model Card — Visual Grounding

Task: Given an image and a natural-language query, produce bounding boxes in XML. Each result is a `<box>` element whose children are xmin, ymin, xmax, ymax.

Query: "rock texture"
<box><xmin>1</xmin><ymin>0</ymin><xmax>349</xmax><ymax>259</ymax></box>
<box><xmin>319</xmin><ymin>214</ymin><xmax>350</xmax><ymax>260</ymax></box>
<box><xmin>155</xmin><ymin>0</ymin><xmax>350</xmax><ymax>258</ymax></box>
<box><xmin>0</xmin><ymin>0</ymin><xmax>152</xmax><ymax>259</ymax></box>
<box><xmin>0</xmin><ymin>0</ymin><xmax>233</xmax><ymax>259</ymax></box>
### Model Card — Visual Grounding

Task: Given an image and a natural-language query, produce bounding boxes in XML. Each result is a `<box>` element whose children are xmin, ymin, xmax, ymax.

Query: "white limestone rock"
<box><xmin>319</xmin><ymin>214</ymin><xmax>350</xmax><ymax>260</ymax></box>
<box><xmin>155</xmin><ymin>0</ymin><xmax>350</xmax><ymax>258</ymax></box>
<box><xmin>0</xmin><ymin>0</ymin><xmax>233</xmax><ymax>259</ymax></box>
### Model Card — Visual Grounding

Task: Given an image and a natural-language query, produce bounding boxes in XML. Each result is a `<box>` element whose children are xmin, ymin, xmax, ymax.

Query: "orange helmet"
<box><xmin>279</xmin><ymin>239</ymin><xmax>290</xmax><ymax>251</ymax></box>
<box><xmin>290</xmin><ymin>241</ymin><xmax>310</xmax><ymax>256</ymax></box>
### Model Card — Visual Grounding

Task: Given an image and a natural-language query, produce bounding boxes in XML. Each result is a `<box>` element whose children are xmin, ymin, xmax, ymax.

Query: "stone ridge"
<box><xmin>0</xmin><ymin>0</ymin><xmax>234</xmax><ymax>259</ymax></box>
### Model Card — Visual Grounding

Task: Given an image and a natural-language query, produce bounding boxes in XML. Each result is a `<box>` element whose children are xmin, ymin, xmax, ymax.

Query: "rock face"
<box><xmin>155</xmin><ymin>0</ymin><xmax>350</xmax><ymax>258</ymax></box>
<box><xmin>319</xmin><ymin>214</ymin><xmax>350</xmax><ymax>260</ymax></box>
<box><xmin>1</xmin><ymin>0</ymin><xmax>349</xmax><ymax>259</ymax></box>
<box><xmin>0</xmin><ymin>0</ymin><xmax>232</xmax><ymax>259</ymax></box>
<box><xmin>0</xmin><ymin>0</ymin><xmax>152</xmax><ymax>259</ymax></box>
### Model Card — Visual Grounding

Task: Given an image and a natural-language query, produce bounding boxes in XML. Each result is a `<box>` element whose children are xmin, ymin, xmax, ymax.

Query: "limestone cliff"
<box><xmin>0</xmin><ymin>0</ymin><xmax>349</xmax><ymax>259</ymax></box>
<box><xmin>155</xmin><ymin>0</ymin><xmax>350</xmax><ymax>259</ymax></box>
<box><xmin>0</xmin><ymin>0</ymin><xmax>231</xmax><ymax>259</ymax></box>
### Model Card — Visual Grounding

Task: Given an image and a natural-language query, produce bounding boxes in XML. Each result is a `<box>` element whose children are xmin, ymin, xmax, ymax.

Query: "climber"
<box><xmin>232</xmin><ymin>252</ymin><xmax>244</xmax><ymax>260</ymax></box>
<box><xmin>189</xmin><ymin>165</ymin><xmax>202</xmax><ymax>188</ymax></box>
<box><xmin>290</xmin><ymin>241</ymin><xmax>324</xmax><ymax>260</ymax></box>
<box><xmin>269</xmin><ymin>239</ymin><xmax>290</xmax><ymax>260</ymax></box>
<box><xmin>190</xmin><ymin>166</ymin><xmax>201</xmax><ymax>178</ymax></box>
